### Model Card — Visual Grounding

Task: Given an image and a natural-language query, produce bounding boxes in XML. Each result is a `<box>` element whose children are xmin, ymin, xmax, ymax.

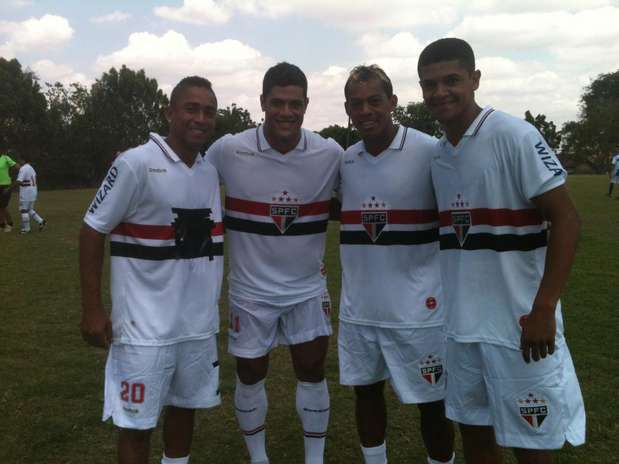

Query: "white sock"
<box><xmin>20</xmin><ymin>212</ymin><xmax>30</xmax><ymax>232</ymax></box>
<box><xmin>427</xmin><ymin>452</ymin><xmax>455</xmax><ymax>464</ymax></box>
<box><xmin>235</xmin><ymin>377</ymin><xmax>269</xmax><ymax>464</ymax></box>
<box><xmin>361</xmin><ymin>442</ymin><xmax>387</xmax><ymax>464</ymax></box>
<box><xmin>30</xmin><ymin>210</ymin><xmax>43</xmax><ymax>224</ymax></box>
<box><xmin>161</xmin><ymin>454</ymin><xmax>189</xmax><ymax>464</ymax></box>
<box><xmin>296</xmin><ymin>379</ymin><xmax>330</xmax><ymax>464</ymax></box>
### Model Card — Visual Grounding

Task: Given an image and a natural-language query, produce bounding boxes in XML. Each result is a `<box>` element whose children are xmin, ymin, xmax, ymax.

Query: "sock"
<box><xmin>296</xmin><ymin>379</ymin><xmax>330</xmax><ymax>464</ymax></box>
<box><xmin>235</xmin><ymin>377</ymin><xmax>269</xmax><ymax>464</ymax></box>
<box><xmin>427</xmin><ymin>452</ymin><xmax>455</xmax><ymax>464</ymax></box>
<box><xmin>609</xmin><ymin>184</ymin><xmax>614</xmax><ymax>196</ymax></box>
<box><xmin>161</xmin><ymin>454</ymin><xmax>189</xmax><ymax>464</ymax></box>
<box><xmin>20</xmin><ymin>212</ymin><xmax>30</xmax><ymax>232</ymax></box>
<box><xmin>31</xmin><ymin>210</ymin><xmax>43</xmax><ymax>224</ymax></box>
<box><xmin>361</xmin><ymin>442</ymin><xmax>387</xmax><ymax>464</ymax></box>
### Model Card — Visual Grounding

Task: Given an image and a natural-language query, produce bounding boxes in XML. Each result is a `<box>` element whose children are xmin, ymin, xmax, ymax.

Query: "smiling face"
<box><xmin>418</xmin><ymin>59</ymin><xmax>480</xmax><ymax>130</ymax></box>
<box><xmin>260</xmin><ymin>85</ymin><xmax>308</xmax><ymax>153</ymax></box>
<box><xmin>345</xmin><ymin>76</ymin><xmax>397</xmax><ymax>144</ymax></box>
<box><xmin>166</xmin><ymin>85</ymin><xmax>217</xmax><ymax>162</ymax></box>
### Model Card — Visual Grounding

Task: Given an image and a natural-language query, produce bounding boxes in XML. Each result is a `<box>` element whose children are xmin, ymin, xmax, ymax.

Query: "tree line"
<box><xmin>1</xmin><ymin>57</ymin><xmax>617</xmax><ymax>188</ymax></box>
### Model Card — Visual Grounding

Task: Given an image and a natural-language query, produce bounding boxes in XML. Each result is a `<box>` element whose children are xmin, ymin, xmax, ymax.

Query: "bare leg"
<box><xmin>118</xmin><ymin>428</ymin><xmax>152</xmax><ymax>464</ymax></box>
<box><xmin>162</xmin><ymin>406</ymin><xmax>195</xmax><ymax>458</ymax></box>
<box><xmin>354</xmin><ymin>381</ymin><xmax>387</xmax><ymax>447</ymax></box>
<box><xmin>418</xmin><ymin>400</ymin><xmax>454</xmax><ymax>462</ymax></box>
<box><xmin>459</xmin><ymin>423</ymin><xmax>502</xmax><ymax>464</ymax></box>
<box><xmin>513</xmin><ymin>448</ymin><xmax>553</xmax><ymax>464</ymax></box>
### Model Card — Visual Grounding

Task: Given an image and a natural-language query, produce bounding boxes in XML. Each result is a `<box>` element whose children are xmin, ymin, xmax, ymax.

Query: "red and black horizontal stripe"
<box><xmin>226</xmin><ymin>196</ymin><xmax>331</xmax><ymax>217</ymax></box>
<box><xmin>112</xmin><ymin>222</ymin><xmax>224</xmax><ymax>238</ymax></box>
<box><xmin>110</xmin><ymin>241</ymin><xmax>223</xmax><ymax>260</ymax></box>
<box><xmin>438</xmin><ymin>208</ymin><xmax>543</xmax><ymax>227</ymax></box>
<box><xmin>224</xmin><ymin>216</ymin><xmax>328</xmax><ymax>236</ymax></box>
<box><xmin>439</xmin><ymin>230</ymin><xmax>547</xmax><ymax>252</ymax></box>
<box><xmin>340</xmin><ymin>229</ymin><xmax>438</xmax><ymax>245</ymax></box>
<box><xmin>341</xmin><ymin>209</ymin><xmax>438</xmax><ymax>224</ymax></box>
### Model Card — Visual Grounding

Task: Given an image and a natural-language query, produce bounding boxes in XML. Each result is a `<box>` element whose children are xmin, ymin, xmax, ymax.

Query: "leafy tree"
<box><xmin>524</xmin><ymin>110</ymin><xmax>561</xmax><ymax>151</ymax></box>
<box><xmin>0</xmin><ymin>58</ymin><xmax>47</xmax><ymax>157</ymax></box>
<box><xmin>561</xmin><ymin>70</ymin><xmax>619</xmax><ymax>173</ymax></box>
<box><xmin>212</xmin><ymin>103</ymin><xmax>256</xmax><ymax>142</ymax></box>
<box><xmin>393</xmin><ymin>102</ymin><xmax>441</xmax><ymax>138</ymax></box>
<box><xmin>319</xmin><ymin>124</ymin><xmax>360</xmax><ymax>149</ymax></box>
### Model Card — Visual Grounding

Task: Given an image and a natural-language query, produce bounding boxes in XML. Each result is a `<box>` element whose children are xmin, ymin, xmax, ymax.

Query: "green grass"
<box><xmin>1</xmin><ymin>175</ymin><xmax>617</xmax><ymax>463</ymax></box>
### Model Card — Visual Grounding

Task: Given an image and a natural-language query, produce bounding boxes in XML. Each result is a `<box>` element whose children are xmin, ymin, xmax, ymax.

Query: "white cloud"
<box><xmin>30</xmin><ymin>59</ymin><xmax>91</xmax><ymax>87</ymax></box>
<box><xmin>90</xmin><ymin>10</ymin><xmax>131</xmax><ymax>24</ymax></box>
<box><xmin>4</xmin><ymin>0</ymin><xmax>32</xmax><ymax>7</ymax></box>
<box><xmin>0</xmin><ymin>15</ymin><xmax>73</xmax><ymax>57</ymax></box>
<box><xmin>154</xmin><ymin>0</ymin><xmax>231</xmax><ymax>25</ymax></box>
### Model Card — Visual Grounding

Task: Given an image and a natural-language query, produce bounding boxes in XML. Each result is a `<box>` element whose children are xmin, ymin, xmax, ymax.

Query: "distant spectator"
<box><xmin>608</xmin><ymin>149</ymin><xmax>619</xmax><ymax>198</ymax></box>
<box><xmin>0</xmin><ymin>150</ymin><xmax>20</xmax><ymax>233</ymax></box>
<box><xmin>16</xmin><ymin>156</ymin><xmax>46</xmax><ymax>234</ymax></box>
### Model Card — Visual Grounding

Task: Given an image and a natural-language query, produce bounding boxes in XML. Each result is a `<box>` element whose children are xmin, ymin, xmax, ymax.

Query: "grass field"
<box><xmin>1</xmin><ymin>175</ymin><xmax>617</xmax><ymax>463</ymax></box>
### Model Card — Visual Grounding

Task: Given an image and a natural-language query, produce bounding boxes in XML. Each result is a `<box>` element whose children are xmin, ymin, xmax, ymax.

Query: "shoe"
<box><xmin>39</xmin><ymin>220</ymin><xmax>47</xmax><ymax>231</ymax></box>
<box><xmin>4</xmin><ymin>225</ymin><xmax>11</xmax><ymax>233</ymax></box>
<box><xmin>20</xmin><ymin>229</ymin><xmax>30</xmax><ymax>234</ymax></box>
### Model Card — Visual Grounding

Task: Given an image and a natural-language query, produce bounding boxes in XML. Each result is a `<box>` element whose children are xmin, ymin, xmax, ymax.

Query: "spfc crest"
<box><xmin>361</xmin><ymin>211</ymin><xmax>387</xmax><ymax>242</ymax></box>
<box><xmin>451</xmin><ymin>210</ymin><xmax>471</xmax><ymax>246</ymax></box>
<box><xmin>270</xmin><ymin>204</ymin><xmax>298</xmax><ymax>233</ymax></box>
<box><xmin>518</xmin><ymin>393</ymin><xmax>549</xmax><ymax>428</ymax></box>
<box><xmin>419</xmin><ymin>354</ymin><xmax>444</xmax><ymax>385</ymax></box>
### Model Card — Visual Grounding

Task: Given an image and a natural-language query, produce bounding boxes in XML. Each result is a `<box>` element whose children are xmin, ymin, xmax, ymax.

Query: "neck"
<box><xmin>364</xmin><ymin>124</ymin><xmax>399</xmax><ymax>156</ymax></box>
<box><xmin>165</xmin><ymin>136</ymin><xmax>198</xmax><ymax>167</ymax></box>
<box><xmin>444</xmin><ymin>104</ymin><xmax>483</xmax><ymax>146</ymax></box>
<box><xmin>263</xmin><ymin>123</ymin><xmax>301</xmax><ymax>155</ymax></box>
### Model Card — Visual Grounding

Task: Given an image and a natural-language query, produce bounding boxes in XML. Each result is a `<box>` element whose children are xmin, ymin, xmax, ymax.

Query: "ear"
<box><xmin>260</xmin><ymin>94</ymin><xmax>266</xmax><ymax>112</ymax></box>
<box><xmin>344</xmin><ymin>100</ymin><xmax>351</xmax><ymax>117</ymax></box>
<box><xmin>165</xmin><ymin>106</ymin><xmax>173</xmax><ymax>124</ymax></box>
<box><xmin>304</xmin><ymin>97</ymin><xmax>309</xmax><ymax>111</ymax></box>
<box><xmin>389</xmin><ymin>94</ymin><xmax>398</xmax><ymax>110</ymax></box>
<box><xmin>472</xmin><ymin>70</ymin><xmax>481</xmax><ymax>91</ymax></box>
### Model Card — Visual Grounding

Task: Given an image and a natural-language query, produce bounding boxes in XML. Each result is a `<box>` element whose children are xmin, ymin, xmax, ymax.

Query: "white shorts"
<box><xmin>338</xmin><ymin>322</ymin><xmax>446</xmax><ymax>404</ymax></box>
<box><xmin>611</xmin><ymin>175</ymin><xmax>619</xmax><ymax>184</ymax></box>
<box><xmin>227</xmin><ymin>292</ymin><xmax>333</xmax><ymax>358</ymax></box>
<box><xmin>103</xmin><ymin>336</ymin><xmax>221</xmax><ymax>430</ymax></box>
<box><xmin>19</xmin><ymin>200</ymin><xmax>35</xmax><ymax>211</ymax></box>
<box><xmin>445</xmin><ymin>339</ymin><xmax>586</xmax><ymax>449</ymax></box>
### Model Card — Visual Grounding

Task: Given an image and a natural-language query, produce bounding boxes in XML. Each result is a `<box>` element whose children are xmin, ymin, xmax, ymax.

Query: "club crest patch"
<box><xmin>361</xmin><ymin>196</ymin><xmax>388</xmax><ymax>242</ymax></box>
<box><xmin>518</xmin><ymin>393</ymin><xmax>549</xmax><ymax>428</ymax></box>
<box><xmin>270</xmin><ymin>191</ymin><xmax>299</xmax><ymax>233</ymax></box>
<box><xmin>419</xmin><ymin>354</ymin><xmax>444</xmax><ymax>385</ymax></box>
<box><xmin>450</xmin><ymin>193</ymin><xmax>472</xmax><ymax>246</ymax></box>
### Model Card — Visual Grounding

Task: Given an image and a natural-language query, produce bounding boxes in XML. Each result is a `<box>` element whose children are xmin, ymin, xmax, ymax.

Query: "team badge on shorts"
<box><xmin>321</xmin><ymin>293</ymin><xmax>331</xmax><ymax>316</ymax></box>
<box><xmin>270</xmin><ymin>191</ymin><xmax>299</xmax><ymax>233</ymax></box>
<box><xmin>450</xmin><ymin>194</ymin><xmax>471</xmax><ymax>247</ymax></box>
<box><xmin>361</xmin><ymin>196</ymin><xmax>387</xmax><ymax>243</ymax></box>
<box><xmin>419</xmin><ymin>354</ymin><xmax>444</xmax><ymax>385</ymax></box>
<box><xmin>518</xmin><ymin>392</ymin><xmax>549</xmax><ymax>428</ymax></box>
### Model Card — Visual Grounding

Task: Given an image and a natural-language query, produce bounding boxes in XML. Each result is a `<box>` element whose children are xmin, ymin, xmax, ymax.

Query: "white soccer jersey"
<box><xmin>84</xmin><ymin>133</ymin><xmax>224</xmax><ymax>346</ymax></box>
<box><xmin>611</xmin><ymin>154</ymin><xmax>619</xmax><ymax>183</ymax></box>
<box><xmin>17</xmin><ymin>163</ymin><xmax>37</xmax><ymax>202</ymax></box>
<box><xmin>431</xmin><ymin>107</ymin><xmax>567</xmax><ymax>349</ymax></box>
<box><xmin>206</xmin><ymin>125</ymin><xmax>342</xmax><ymax>305</ymax></box>
<box><xmin>339</xmin><ymin>126</ymin><xmax>443</xmax><ymax>328</ymax></box>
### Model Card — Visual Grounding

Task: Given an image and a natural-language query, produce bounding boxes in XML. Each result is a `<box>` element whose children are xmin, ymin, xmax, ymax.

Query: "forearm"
<box><xmin>79</xmin><ymin>224</ymin><xmax>106</xmax><ymax>313</ymax></box>
<box><xmin>534</xmin><ymin>209</ymin><xmax>580</xmax><ymax>312</ymax></box>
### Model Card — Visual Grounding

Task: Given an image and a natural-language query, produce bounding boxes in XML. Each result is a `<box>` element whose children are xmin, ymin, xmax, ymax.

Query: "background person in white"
<box><xmin>418</xmin><ymin>38</ymin><xmax>585</xmax><ymax>464</ymax></box>
<box><xmin>16</xmin><ymin>156</ymin><xmax>46</xmax><ymax>233</ymax></box>
<box><xmin>207</xmin><ymin>62</ymin><xmax>341</xmax><ymax>464</ymax></box>
<box><xmin>79</xmin><ymin>76</ymin><xmax>223</xmax><ymax>464</ymax></box>
<box><xmin>336</xmin><ymin>65</ymin><xmax>454</xmax><ymax>464</ymax></box>
<box><xmin>607</xmin><ymin>149</ymin><xmax>619</xmax><ymax>197</ymax></box>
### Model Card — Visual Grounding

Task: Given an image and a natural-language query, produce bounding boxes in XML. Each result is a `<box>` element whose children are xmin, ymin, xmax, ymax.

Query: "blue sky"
<box><xmin>2</xmin><ymin>0</ymin><xmax>618</xmax><ymax>130</ymax></box>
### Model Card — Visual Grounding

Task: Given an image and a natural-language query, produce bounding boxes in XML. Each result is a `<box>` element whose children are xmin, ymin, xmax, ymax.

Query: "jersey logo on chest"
<box><xmin>270</xmin><ymin>190</ymin><xmax>300</xmax><ymax>234</ymax></box>
<box><xmin>361</xmin><ymin>196</ymin><xmax>388</xmax><ymax>243</ymax></box>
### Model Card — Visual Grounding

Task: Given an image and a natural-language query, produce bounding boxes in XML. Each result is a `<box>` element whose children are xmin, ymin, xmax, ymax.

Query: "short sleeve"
<box><xmin>514</xmin><ymin>128</ymin><xmax>566</xmax><ymax>200</ymax></box>
<box><xmin>204</xmin><ymin>136</ymin><xmax>225</xmax><ymax>183</ymax></box>
<box><xmin>17</xmin><ymin>167</ymin><xmax>25</xmax><ymax>182</ymax></box>
<box><xmin>83</xmin><ymin>158</ymin><xmax>139</xmax><ymax>234</ymax></box>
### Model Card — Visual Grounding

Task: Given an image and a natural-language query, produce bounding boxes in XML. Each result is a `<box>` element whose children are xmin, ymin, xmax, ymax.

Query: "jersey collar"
<box><xmin>256</xmin><ymin>124</ymin><xmax>308</xmax><ymax>153</ymax></box>
<box><xmin>149</xmin><ymin>133</ymin><xmax>205</xmax><ymax>165</ymax></box>
<box><xmin>355</xmin><ymin>125</ymin><xmax>407</xmax><ymax>157</ymax></box>
<box><xmin>439</xmin><ymin>106</ymin><xmax>494</xmax><ymax>147</ymax></box>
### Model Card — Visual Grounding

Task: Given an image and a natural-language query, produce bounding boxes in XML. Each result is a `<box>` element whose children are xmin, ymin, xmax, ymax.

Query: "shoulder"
<box><xmin>305</xmin><ymin>129</ymin><xmax>344</xmax><ymax>154</ymax></box>
<box><xmin>484</xmin><ymin>110</ymin><xmax>540</xmax><ymax>142</ymax></box>
<box><xmin>402</xmin><ymin>127</ymin><xmax>439</xmax><ymax>149</ymax></box>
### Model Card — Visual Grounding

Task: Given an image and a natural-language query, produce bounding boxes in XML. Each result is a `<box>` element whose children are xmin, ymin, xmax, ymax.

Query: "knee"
<box><xmin>354</xmin><ymin>382</ymin><xmax>385</xmax><ymax>400</ymax></box>
<box><xmin>417</xmin><ymin>400</ymin><xmax>446</xmax><ymax>418</ymax></box>
<box><xmin>118</xmin><ymin>427</ymin><xmax>152</xmax><ymax>445</ymax></box>
<box><xmin>294</xmin><ymin>358</ymin><xmax>325</xmax><ymax>382</ymax></box>
<box><xmin>236</xmin><ymin>357</ymin><xmax>268</xmax><ymax>385</ymax></box>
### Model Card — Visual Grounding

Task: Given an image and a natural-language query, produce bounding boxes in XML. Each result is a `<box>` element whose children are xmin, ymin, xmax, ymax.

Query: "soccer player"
<box><xmin>79</xmin><ymin>76</ymin><xmax>224</xmax><ymax>464</ymax></box>
<box><xmin>336</xmin><ymin>65</ymin><xmax>454</xmax><ymax>464</ymax></box>
<box><xmin>418</xmin><ymin>38</ymin><xmax>585</xmax><ymax>464</ymax></box>
<box><xmin>16</xmin><ymin>156</ymin><xmax>46</xmax><ymax>234</ymax></box>
<box><xmin>206</xmin><ymin>62</ymin><xmax>341</xmax><ymax>464</ymax></box>
<box><xmin>0</xmin><ymin>150</ymin><xmax>19</xmax><ymax>232</ymax></box>
<box><xmin>608</xmin><ymin>149</ymin><xmax>619</xmax><ymax>197</ymax></box>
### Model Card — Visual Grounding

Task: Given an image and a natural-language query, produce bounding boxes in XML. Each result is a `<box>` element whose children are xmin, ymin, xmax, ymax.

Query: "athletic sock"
<box><xmin>427</xmin><ymin>452</ymin><xmax>455</xmax><ymax>464</ymax></box>
<box><xmin>31</xmin><ymin>211</ymin><xmax>43</xmax><ymax>224</ymax></box>
<box><xmin>361</xmin><ymin>442</ymin><xmax>387</xmax><ymax>464</ymax></box>
<box><xmin>296</xmin><ymin>379</ymin><xmax>330</xmax><ymax>464</ymax></box>
<box><xmin>20</xmin><ymin>212</ymin><xmax>30</xmax><ymax>232</ymax></box>
<box><xmin>234</xmin><ymin>377</ymin><xmax>269</xmax><ymax>464</ymax></box>
<box><xmin>161</xmin><ymin>454</ymin><xmax>190</xmax><ymax>464</ymax></box>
